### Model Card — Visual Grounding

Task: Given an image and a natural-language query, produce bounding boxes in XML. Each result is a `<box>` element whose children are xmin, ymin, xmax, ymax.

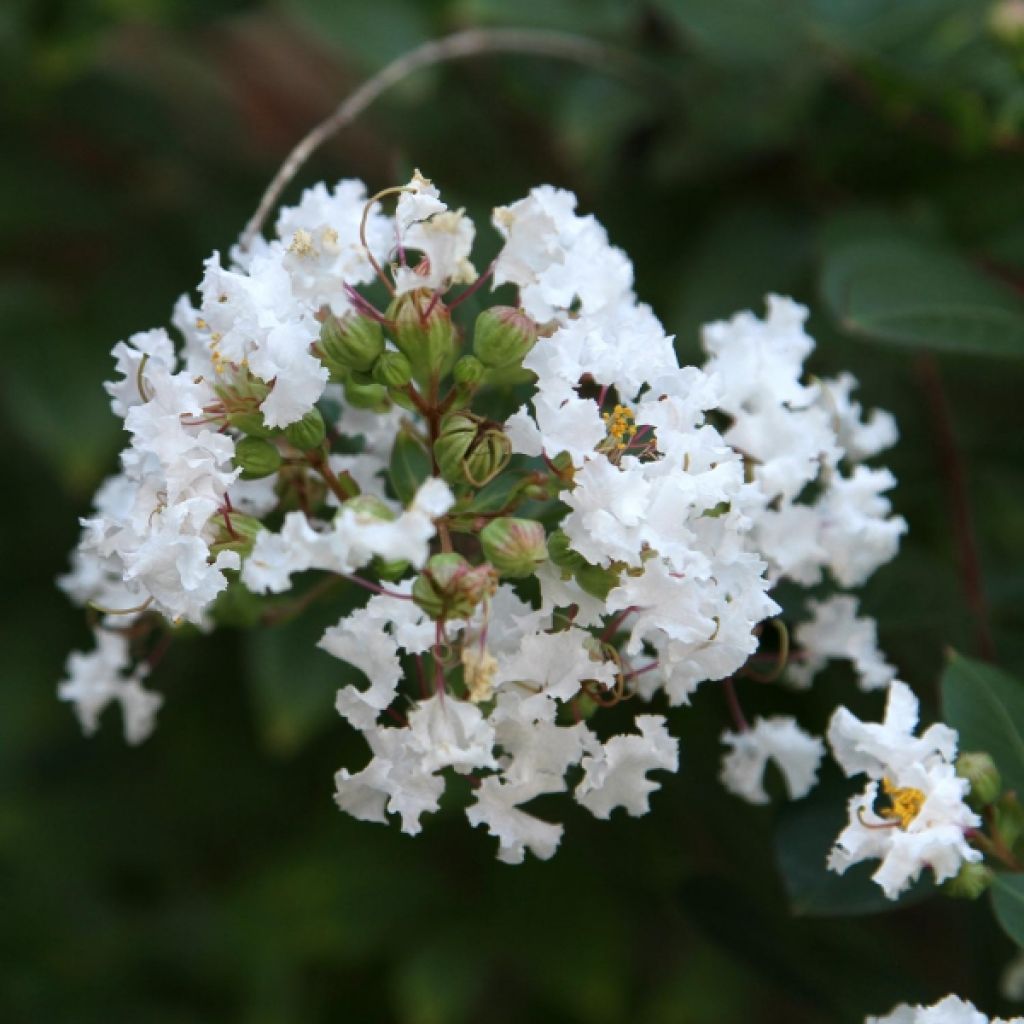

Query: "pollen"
<box><xmin>602</xmin><ymin>404</ymin><xmax>637</xmax><ymax>449</ymax></box>
<box><xmin>288</xmin><ymin>228</ymin><xmax>314</xmax><ymax>257</ymax></box>
<box><xmin>881</xmin><ymin>778</ymin><xmax>926</xmax><ymax>829</ymax></box>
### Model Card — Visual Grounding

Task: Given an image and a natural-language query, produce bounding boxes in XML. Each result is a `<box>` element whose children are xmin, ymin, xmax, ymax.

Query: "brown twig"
<box><xmin>915</xmin><ymin>354</ymin><xmax>997</xmax><ymax>663</ymax></box>
<box><xmin>239</xmin><ymin>28</ymin><xmax>628</xmax><ymax>250</ymax></box>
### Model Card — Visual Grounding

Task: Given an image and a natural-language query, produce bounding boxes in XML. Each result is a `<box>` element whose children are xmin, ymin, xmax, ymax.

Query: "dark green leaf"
<box><xmin>821</xmin><ymin>233</ymin><xmax>1024</xmax><ymax>358</ymax></box>
<box><xmin>942</xmin><ymin>652</ymin><xmax>1024</xmax><ymax>797</ymax></box>
<box><xmin>388</xmin><ymin>428</ymin><xmax>432</xmax><ymax>505</ymax></box>
<box><xmin>991</xmin><ymin>874</ymin><xmax>1024</xmax><ymax>949</ymax></box>
<box><xmin>243</xmin><ymin>587</ymin><xmax>361</xmax><ymax>755</ymax></box>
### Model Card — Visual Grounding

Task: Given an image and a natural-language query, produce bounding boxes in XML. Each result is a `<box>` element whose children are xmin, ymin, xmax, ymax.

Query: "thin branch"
<box><xmin>915</xmin><ymin>354</ymin><xmax>997</xmax><ymax>663</ymax></box>
<box><xmin>239</xmin><ymin>28</ymin><xmax>629</xmax><ymax>250</ymax></box>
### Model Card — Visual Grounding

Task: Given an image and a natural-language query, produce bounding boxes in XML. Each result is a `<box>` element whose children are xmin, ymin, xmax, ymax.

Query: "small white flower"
<box><xmin>720</xmin><ymin>716</ymin><xmax>824</xmax><ymax>805</ymax></box>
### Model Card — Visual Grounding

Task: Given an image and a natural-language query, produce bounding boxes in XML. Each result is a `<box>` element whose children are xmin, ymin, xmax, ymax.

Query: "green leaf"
<box><xmin>820</xmin><ymin>232</ymin><xmax>1024</xmax><ymax>358</ymax></box>
<box><xmin>775</xmin><ymin>770</ymin><xmax>930</xmax><ymax>916</ymax></box>
<box><xmin>991</xmin><ymin>874</ymin><xmax>1024</xmax><ymax>949</ymax></box>
<box><xmin>243</xmin><ymin>586</ymin><xmax>361</xmax><ymax>756</ymax></box>
<box><xmin>942</xmin><ymin>652</ymin><xmax>1024</xmax><ymax>797</ymax></box>
<box><xmin>388</xmin><ymin>428</ymin><xmax>432</xmax><ymax>505</ymax></box>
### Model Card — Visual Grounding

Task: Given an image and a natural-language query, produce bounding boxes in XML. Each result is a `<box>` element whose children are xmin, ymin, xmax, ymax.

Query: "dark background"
<box><xmin>3</xmin><ymin>0</ymin><xmax>1024</xmax><ymax>1020</ymax></box>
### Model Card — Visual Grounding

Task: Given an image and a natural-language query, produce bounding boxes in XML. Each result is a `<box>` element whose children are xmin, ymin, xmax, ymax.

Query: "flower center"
<box><xmin>602</xmin><ymin>404</ymin><xmax>637</xmax><ymax>449</ymax></box>
<box><xmin>880</xmin><ymin>777</ymin><xmax>925</xmax><ymax>829</ymax></box>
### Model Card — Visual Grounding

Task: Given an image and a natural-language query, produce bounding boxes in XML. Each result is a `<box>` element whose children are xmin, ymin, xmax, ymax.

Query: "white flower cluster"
<box><xmin>867</xmin><ymin>995</ymin><xmax>1023</xmax><ymax>1023</ymax></box>
<box><xmin>57</xmin><ymin>172</ymin><xmax>943</xmax><ymax>872</ymax></box>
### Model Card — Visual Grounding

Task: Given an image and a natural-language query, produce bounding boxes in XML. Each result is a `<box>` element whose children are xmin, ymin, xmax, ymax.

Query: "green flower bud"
<box><xmin>481</xmin><ymin>518</ymin><xmax>547</xmax><ymax>577</ymax></box>
<box><xmin>233</xmin><ymin>437</ymin><xmax>282</xmax><ymax>479</ymax></box>
<box><xmin>228</xmin><ymin>410</ymin><xmax>276</xmax><ymax>438</ymax></box>
<box><xmin>210</xmin><ymin>512</ymin><xmax>264</xmax><ymax>557</ymax></box>
<box><xmin>412</xmin><ymin>553</ymin><xmax>498</xmax><ymax>620</ymax></box>
<box><xmin>389</xmin><ymin>292</ymin><xmax>457</xmax><ymax>385</ymax></box>
<box><xmin>433</xmin><ymin>413</ymin><xmax>510</xmax><ymax>487</ymax></box>
<box><xmin>453</xmin><ymin>355</ymin><xmax>486</xmax><ymax>387</ymax></box>
<box><xmin>547</xmin><ymin>529</ymin><xmax>586</xmax><ymax>572</ymax></box>
<box><xmin>344</xmin><ymin>377</ymin><xmax>390</xmax><ymax>411</ymax></box>
<box><xmin>473</xmin><ymin>306</ymin><xmax>538</xmax><ymax>369</ymax></box>
<box><xmin>341</xmin><ymin>494</ymin><xmax>395</xmax><ymax>522</ymax></box>
<box><xmin>319</xmin><ymin>314</ymin><xmax>385</xmax><ymax>374</ymax></box>
<box><xmin>372</xmin><ymin>350</ymin><xmax>413</xmax><ymax>389</ymax></box>
<box><xmin>957</xmin><ymin>751</ymin><xmax>1002</xmax><ymax>807</ymax></box>
<box><xmin>943</xmin><ymin>861</ymin><xmax>994</xmax><ymax>900</ymax></box>
<box><xmin>994</xmin><ymin>793</ymin><xmax>1024</xmax><ymax>850</ymax></box>
<box><xmin>283</xmin><ymin>408</ymin><xmax>327</xmax><ymax>450</ymax></box>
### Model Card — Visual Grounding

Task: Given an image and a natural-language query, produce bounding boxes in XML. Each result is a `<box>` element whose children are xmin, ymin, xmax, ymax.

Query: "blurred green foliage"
<box><xmin>4</xmin><ymin>0</ymin><xmax>1024</xmax><ymax>1020</ymax></box>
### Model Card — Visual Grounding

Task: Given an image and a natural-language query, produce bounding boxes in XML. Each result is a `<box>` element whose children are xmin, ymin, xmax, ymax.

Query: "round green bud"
<box><xmin>210</xmin><ymin>512</ymin><xmax>264</xmax><ymax>557</ymax></box>
<box><xmin>233</xmin><ymin>437</ymin><xmax>282</xmax><ymax>479</ymax></box>
<box><xmin>453</xmin><ymin>354</ymin><xmax>485</xmax><ymax>387</ymax></box>
<box><xmin>389</xmin><ymin>292</ymin><xmax>457</xmax><ymax>385</ymax></box>
<box><xmin>283</xmin><ymin>408</ymin><xmax>326</xmax><ymax>451</ymax></box>
<box><xmin>228</xmin><ymin>410</ymin><xmax>276</xmax><ymax>439</ymax></box>
<box><xmin>341</xmin><ymin>494</ymin><xmax>396</xmax><ymax>522</ymax></box>
<box><xmin>320</xmin><ymin>314</ymin><xmax>385</xmax><ymax>374</ymax></box>
<box><xmin>412</xmin><ymin>553</ymin><xmax>498</xmax><ymax>620</ymax></box>
<box><xmin>372</xmin><ymin>350</ymin><xmax>414</xmax><ymax>389</ymax></box>
<box><xmin>957</xmin><ymin>751</ymin><xmax>1002</xmax><ymax>807</ymax></box>
<box><xmin>344</xmin><ymin>377</ymin><xmax>390</xmax><ymax>411</ymax></box>
<box><xmin>943</xmin><ymin>861</ymin><xmax>994</xmax><ymax>900</ymax></box>
<box><xmin>481</xmin><ymin>518</ymin><xmax>547</xmax><ymax>578</ymax></box>
<box><xmin>473</xmin><ymin>306</ymin><xmax>538</xmax><ymax>369</ymax></box>
<box><xmin>433</xmin><ymin>413</ymin><xmax>511</xmax><ymax>488</ymax></box>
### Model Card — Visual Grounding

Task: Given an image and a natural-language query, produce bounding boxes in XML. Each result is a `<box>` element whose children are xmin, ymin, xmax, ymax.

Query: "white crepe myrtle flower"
<box><xmin>827</xmin><ymin>682</ymin><xmax>980</xmax><ymax>898</ymax></box>
<box><xmin>789</xmin><ymin>595</ymin><xmax>897</xmax><ymax>692</ymax></box>
<box><xmin>58</xmin><ymin>630</ymin><xmax>162</xmax><ymax>745</ymax></box>
<box><xmin>720</xmin><ymin>716</ymin><xmax>825</xmax><ymax>805</ymax></box>
<box><xmin>58</xmin><ymin>171</ymin><xmax>911</xmax><ymax>865</ymax></box>
<box><xmin>866</xmin><ymin>995</ymin><xmax>1024</xmax><ymax>1023</ymax></box>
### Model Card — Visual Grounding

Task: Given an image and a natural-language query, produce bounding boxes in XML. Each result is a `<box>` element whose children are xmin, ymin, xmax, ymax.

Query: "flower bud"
<box><xmin>319</xmin><ymin>314</ymin><xmax>385</xmax><ymax>374</ymax></box>
<box><xmin>283</xmin><ymin>408</ymin><xmax>326</xmax><ymax>450</ymax></box>
<box><xmin>943</xmin><ymin>861</ymin><xmax>994</xmax><ymax>900</ymax></box>
<box><xmin>412</xmin><ymin>553</ymin><xmax>498</xmax><ymax>620</ymax></box>
<box><xmin>389</xmin><ymin>292</ymin><xmax>457</xmax><ymax>385</ymax></box>
<box><xmin>434</xmin><ymin>413</ymin><xmax>511</xmax><ymax>487</ymax></box>
<box><xmin>453</xmin><ymin>355</ymin><xmax>485</xmax><ymax>387</ymax></box>
<box><xmin>957</xmin><ymin>751</ymin><xmax>1002</xmax><ymax>807</ymax></box>
<box><xmin>372</xmin><ymin>350</ymin><xmax>413</xmax><ymax>389</ymax></box>
<box><xmin>473</xmin><ymin>306</ymin><xmax>537</xmax><ymax>369</ymax></box>
<box><xmin>342</xmin><ymin>494</ymin><xmax>395</xmax><ymax>522</ymax></box>
<box><xmin>233</xmin><ymin>437</ymin><xmax>282</xmax><ymax>479</ymax></box>
<box><xmin>210</xmin><ymin>512</ymin><xmax>264</xmax><ymax>556</ymax></box>
<box><xmin>480</xmin><ymin>518</ymin><xmax>547</xmax><ymax>577</ymax></box>
<box><xmin>344</xmin><ymin>377</ymin><xmax>390</xmax><ymax>411</ymax></box>
<box><xmin>228</xmin><ymin>410</ymin><xmax>276</xmax><ymax>439</ymax></box>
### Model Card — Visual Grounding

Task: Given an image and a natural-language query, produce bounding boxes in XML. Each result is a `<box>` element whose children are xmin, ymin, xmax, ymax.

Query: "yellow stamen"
<box><xmin>880</xmin><ymin>777</ymin><xmax>926</xmax><ymax>829</ymax></box>
<box><xmin>601</xmin><ymin>404</ymin><xmax>636</xmax><ymax>450</ymax></box>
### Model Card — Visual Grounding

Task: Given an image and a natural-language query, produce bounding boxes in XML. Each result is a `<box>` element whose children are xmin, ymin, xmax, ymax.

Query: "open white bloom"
<box><xmin>866</xmin><ymin>995</ymin><xmax>1024</xmax><ymax>1023</ymax></box>
<box><xmin>790</xmin><ymin>595</ymin><xmax>897</xmax><ymax>692</ymax></box>
<box><xmin>720</xmin><ymin>716</ymin><xmax>825</xmax><ymax>805</ymax></box>
<box><xmin>827</xmin><ymin>682</ymin><xmax>980</xmax><ymax>898</ymax></box>
<box><xmin>58</xmin><ymin>630</ymin><xmax>162</xmax><ymax>745</ymax></box>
